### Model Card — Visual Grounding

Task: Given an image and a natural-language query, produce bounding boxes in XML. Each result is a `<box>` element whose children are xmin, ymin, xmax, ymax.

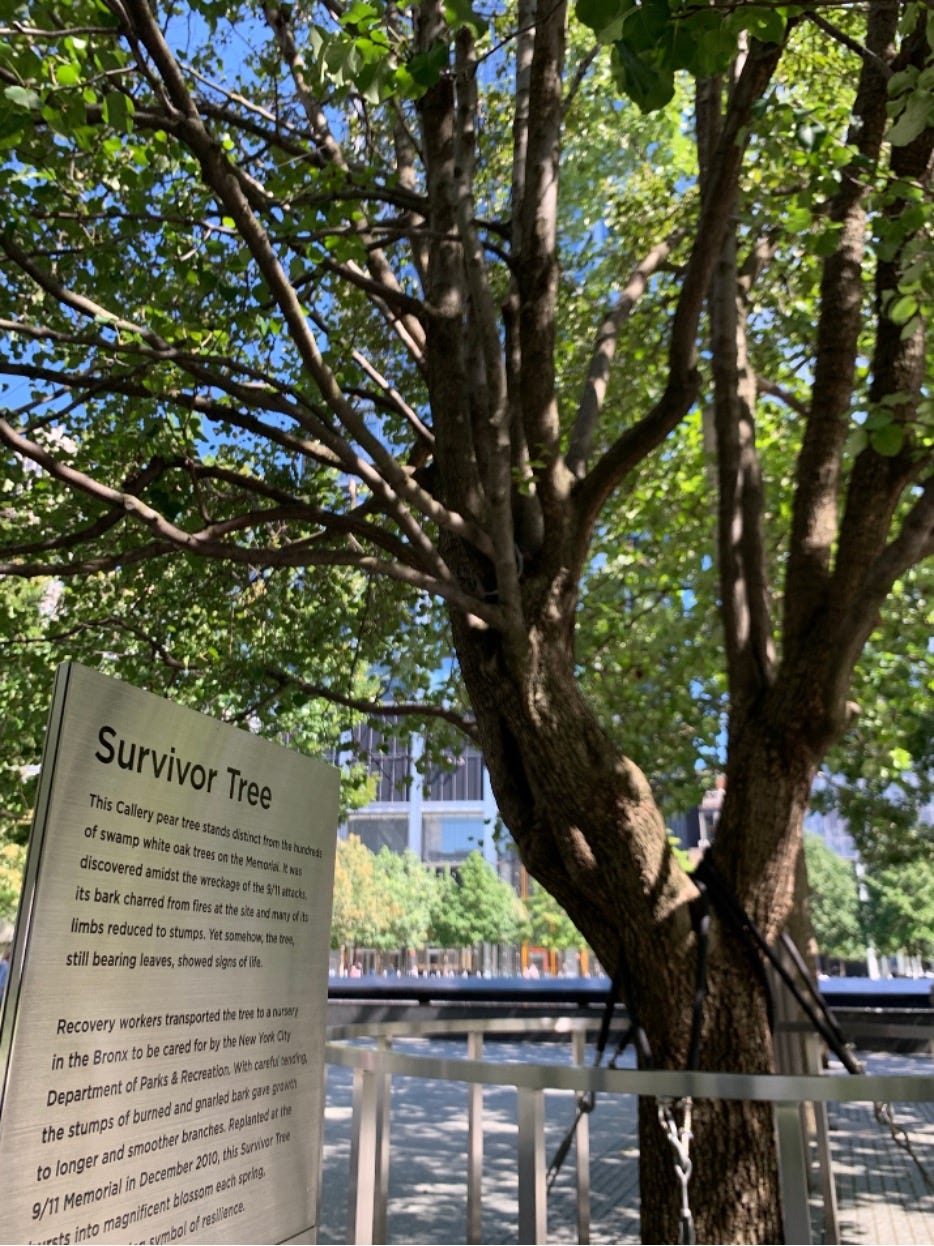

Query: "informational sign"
<box><xmin>0</xmin><ymin>662</ymin><xmax>338</xmax><ymax>1244</ymax></box>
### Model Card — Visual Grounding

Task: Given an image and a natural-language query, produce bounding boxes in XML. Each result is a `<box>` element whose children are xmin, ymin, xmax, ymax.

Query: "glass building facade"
<box><xmin>340</xmin><ymin>725</ymin><xmax>498</xmax><ymax>867</ymax></box>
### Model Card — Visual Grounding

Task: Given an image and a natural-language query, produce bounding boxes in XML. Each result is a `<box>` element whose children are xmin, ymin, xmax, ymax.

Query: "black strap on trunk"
<box><xmin>691</xmin><ymin>854</ymin><xmax>862</xmax><ymax>1074</ymax></box>
<box><xmin>693</xmin><ymin>852</ymin><xmax>933</xmax><ymax>1192</ymax></box>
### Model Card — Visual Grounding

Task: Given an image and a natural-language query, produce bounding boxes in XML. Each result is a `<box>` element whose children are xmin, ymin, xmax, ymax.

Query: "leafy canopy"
<box><xmin>0</xmin><ymin>0</ymin><xmax>930</xmax><ymax>916</ymax></box>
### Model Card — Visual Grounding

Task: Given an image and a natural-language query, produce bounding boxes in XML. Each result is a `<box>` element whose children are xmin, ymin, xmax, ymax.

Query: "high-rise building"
<box><xmin>340</xmin><ymin>725</ymin><xmax>499</xmax><ymax>867</ymax></box>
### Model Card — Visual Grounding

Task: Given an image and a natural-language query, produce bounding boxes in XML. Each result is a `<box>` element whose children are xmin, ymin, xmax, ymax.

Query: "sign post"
<box><xmin>0</xmin><ymin>663</ymin><xmax>338</xmax><ymax>1244</ymax></box>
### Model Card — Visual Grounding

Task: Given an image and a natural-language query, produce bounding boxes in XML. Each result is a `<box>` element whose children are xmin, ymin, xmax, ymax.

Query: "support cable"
<box><xmin>693</xmin><ymin>852</ymin><xmax>933</xmax><ymax>1192</ymax></box>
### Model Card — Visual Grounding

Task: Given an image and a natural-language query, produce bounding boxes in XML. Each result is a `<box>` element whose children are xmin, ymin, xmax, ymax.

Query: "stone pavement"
<box><xmin>317</xmin><ymin>1042</ymin><xmax>934</xmax><ymax>1245</ymax></box>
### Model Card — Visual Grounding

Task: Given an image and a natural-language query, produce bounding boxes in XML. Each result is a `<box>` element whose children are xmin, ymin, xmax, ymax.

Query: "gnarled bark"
<box><xmin>448</xmin><ymin>577</ymin><xmax>807</xmax><ymax>1242</ymax></box>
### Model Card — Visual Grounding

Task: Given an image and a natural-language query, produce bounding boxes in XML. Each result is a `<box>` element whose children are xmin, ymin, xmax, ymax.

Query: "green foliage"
<box><xmin>330</xmin><ymin>834</ymin><xmax>390</xmax><ymax>950</ymax></box>
<box><xmin>431</xmin><ymin>853</ymin><xmax>527</xmax><ymax>949</ymax></box>
<box><xmin>814</xmin><ymin>575</ymin><xmax>933</xmax><ymax>870</ymax></box>
<box><xmin>330</xmin><ymin>840</ymin><xmax>525</xmax><ymax>954</ymax></box>
<box><xmin>577</xmin><ymin>0</ymin><xmax>785</xmax><ymax>112</ymax></box>
<box><xmin>0</xmin><ymin>841</ymin><xmax>26</xmax><ymax>923</ymax></box>
<box><xmin>374</xmin><ymin>847</ymin><xmax>436</xmax><ymax>951</ymax></box>
<box><xmin>806</xmin><ymin>832</ymin><xmax>934</xmax><ymax>964</ymax></box>
<box><xmin>0</xmin><ymin>579</ymin><xmax>57</xmax><ymax>847</ymax></box>
<box><xmin>525</xmin><ymin>885</ymin><xmax>587</xmax><ymax>952</ymax></box>
<box><xmin>865</xmin><ymin>856</ymin><xmax>934</xmax><ymax>960</ymax></box>
<box><xmin>803</xmin><ymin>835</ymin><xmax>865</xmax><ymax>961</ymax></box>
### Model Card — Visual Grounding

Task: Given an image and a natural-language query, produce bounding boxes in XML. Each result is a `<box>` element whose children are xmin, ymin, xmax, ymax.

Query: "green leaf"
<box><xmin>846</xmin><ymin>427</ymin><xmax>869</xmax><ymax>456</ymax></box>
<box><xmin>674</xmin><ymin>11</ymin><xmax>737</xmax><ymax>76</ymax></box>
<box><xmin>444</xmin><ymin>0</ymin><xmax>489</xmax><ymax>37</ymax></box>
<box><xmin>813</xmin><ymin>224</ymin><xmax>843</xmax><ymax>257</ymax></box>
<box><xmin>407</xmin><ymin>42</ymin><xmax>449</xmax><ymax>88</ymax></box>
<box><xmin>54</xmin><ymin>62</ymin><xmax>83</xmax><ymax>87</ymax></box>
<box><xmin>740</xmin><ymin>6</ymin><xmax>786</xmax><ymax>44</ymax></box>
<box><xmin>611</xmin><ymin>40</ymin><xmax>674</xmax><ymax>113</ymax></box>
<box><xmin>888</xmin><ymin>92</ymin><xmax>934</xmax><ymax>146</ymax></box>
<box><xmin>622</xmin><ymin>0</ymin><xmax>671</xmax><ymax>52</ymax></box>
<box><xmin>888</xmin><ymin>293</ymin><xmax>918</xmax><ymax>325</ymax></box>
<box><xmin>795</xmin><ymin>118</ymin><xmax>827</xmax><ymax>151</ymax></box>
<box><xmin>577</xmin><ymin>0</ymin><xmax>632</xmax><ymax>40</ymax></box>
<box><xmin>102</xmin><ymin>90</ymin><xmax>133</xmax><ymax>133</ymax></box>
<box><xmin>870</xmin><ymin>423</ymin><xmax>905</xmax><ymax>456</ymax></box>
<box><xmin>3</xmin><ymin>85</ymin><xmax>42</xmax><ymax>112</ymax></box>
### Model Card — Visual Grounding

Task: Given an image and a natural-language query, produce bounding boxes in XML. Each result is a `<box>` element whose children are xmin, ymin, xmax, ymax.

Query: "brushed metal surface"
<box><xmin>0</xmin><ymin>663</ymin><xmax>338</xmax><ymax>1244</ymax></box>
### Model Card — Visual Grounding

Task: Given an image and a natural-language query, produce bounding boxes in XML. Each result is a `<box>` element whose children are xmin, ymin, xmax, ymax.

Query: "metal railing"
<box><xmin>324</xmin><ymin>1014</ymin><xmax>934</xmax><ymax>1246</ymax></box>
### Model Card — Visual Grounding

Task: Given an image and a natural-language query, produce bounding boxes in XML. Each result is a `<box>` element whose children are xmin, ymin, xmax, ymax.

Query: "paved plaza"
<box><xmin>317</xmin><ymin>1042</ymin><xmax>934</xmax><ymax>1245</ymax></box>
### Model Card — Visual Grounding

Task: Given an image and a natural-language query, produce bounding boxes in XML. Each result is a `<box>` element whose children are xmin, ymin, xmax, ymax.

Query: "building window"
<box><xmin>346</xmin><ymin>813</ymin><xmax>409</xmax><ymax>854</ymax></box>
<box><xmin>353</xmin><ymin>724</ymin><xmax>411</xmax><ymax>803</ymax></box>
<box><xmin>422</xmin><ymin>813</ymin><xmax>486</xmax><ymax>863</ymax></box>
<box><xmin>426</xmin><ymin>748</ymin><xmax>484</xmax><ymax>802</ymax></box>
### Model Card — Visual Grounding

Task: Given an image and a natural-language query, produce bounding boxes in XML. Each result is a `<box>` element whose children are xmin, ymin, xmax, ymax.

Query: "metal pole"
<box><xmin>804</xmin><ymin>1031</ymin><xmax>839</xmax><ymax>1245</ymax></box>
<box><xmin>348</xmin><ymin>1066</ymin><xmax>379</xmax><ymax>1245</ymax></box>
<box><xmin>374</xmin><ymin>1036</ymin><xmax>392</xmax><ymax>1245</ymax></box>
<box><xmin>467</xmin><ymin>1029</ymin><xmax>484</xmax><ymax>1244</ymax></box>
<box><xmin>572</xmin><ymin>1028</ymin><xmax>591</xmax><ymax>1244</ymax></box>
<box><xmin>517</xmin><ymin>1086</ymin><xmax>547</xmax><ymax>1244</ymax></box>
<box><xmin>775</xmin><ymin>1100</ymin><xmax>814</xmax><ymax>1245</ymax></box>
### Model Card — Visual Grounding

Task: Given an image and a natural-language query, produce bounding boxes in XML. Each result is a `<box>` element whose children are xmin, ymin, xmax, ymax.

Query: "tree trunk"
<box><xmin>450</xmin><ymin>604</ymin><xmax>819</xmax><ymax>1242</ymax></box>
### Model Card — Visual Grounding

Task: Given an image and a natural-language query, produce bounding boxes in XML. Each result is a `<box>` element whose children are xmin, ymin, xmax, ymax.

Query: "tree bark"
<box><xmin>448</xmin><ymin>587</ymin><xmax>810</xmax><ymax>1242</ymax></box>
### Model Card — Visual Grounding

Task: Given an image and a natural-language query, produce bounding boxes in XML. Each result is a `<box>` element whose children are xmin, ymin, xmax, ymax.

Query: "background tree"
<box><xmin>374</xmin><ymin>845</ymin><xmax>437</xmax><ymax>970</ymax></box>
<box><xmin>0</xmin><ymin>1</ymin><xmax>931</xmax><ymax>1238</ymax></box>
<box><xmin>866</xmin><ymin>855</ymin><xmax>934</xmax><ymax>964</ymax></box>
<box><xmin>0</xmin><ymin>842</ymin><xmax>27</xmax><ymax>926</ymax></box>
<box><xmin>431</xmin><ymin>852</ymin><xmax>527</xmax><ymax>962</ymax></box>
<box><xmin>802</xmin><ymin>834</ymin><xmax>865</xmax><ymax>965</ymax></box>
<box><xmin>0</xmin><ymin>578</ymin><xmax>61</xmax><ymax>845</ymax></box>
<box><xmin>525</xmin><ymin>883</ymin><xmax>588</xmax><ymax>958</ymax></box>
<box><xmin>330</xmin><ymin>834</ymin><xmax>389</xmax><ymax>969</ymax></box>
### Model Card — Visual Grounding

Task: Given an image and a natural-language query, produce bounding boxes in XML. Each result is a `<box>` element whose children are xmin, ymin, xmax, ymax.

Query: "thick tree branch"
<box><xmin>833</xmin><ymin>50</ymin><xmax>934</xmax><ymax>607</ymax></box>
<box><xmin>709</xmin><ymin>224</ymin><xmax>777</xmax><ymax>724</ymax></box>
<box><xmin>573</xmin><ymin>35</ymin><xmax>783</xmax><ymax>554</ymax></box>
<box><xmin>566</xmin><ymin>232</ymin><xmax>682</xmax><ymax>479</ymax></box>
<box><xmin>500</xmin><ymin>0</ymin><xmax>537</xmax><ymax>554</ymax></box>
<box><xmin>784</xmin><ymin>0</ymin><xmax>898</xmax><ymax>651</ymax></box>
<box><xmin>516</xmin><ymin>0</ymin><xmax>567</xmax><ymax>515</ymax></box>
<box><xmin>387</xmin><ymin>1</ymin><xmax>431</xmax><ymax>287</ymax></box>
<box><xmin>453</xmin><ymin>27</ymin><xmax>524</xmax><ymax>640</ymax></box>
<box><xmin>864</xmin><ymin>477</ymin><xmax>934</xmax><ymax>592</ymax></box>
<box><xmin>417</xmin><ymin>0</ymin><xmax>485</xmax><ymax>528</ymax></box>
<box><xmin>823</xmin><ymin>476</ymin><xmax>934</xmax><ymax>717</ymax></box>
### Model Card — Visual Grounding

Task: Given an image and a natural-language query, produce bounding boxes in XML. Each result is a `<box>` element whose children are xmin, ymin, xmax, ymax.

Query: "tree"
<box><xmin>802</xmin><ymin>834</ymin><xmax>864</xmax><ymax>964</ymax></box>
<box><xmin>866</xmin><ymin>855</ymin><xmax>934</xmax><ymax>963</ymax></box>
<box><xmin>0</xmin><ymin>841</ymin><xmax>27</xmax><ymax>925</ymax></box>
<box><xmin>375</xmin><ymin>845</ymin><xmax>437</xmax><ymax>968</ymax></box>
<box><xmin>330</xmin><ymin>834</ymin><xmax>389</xmax><ymax>965</ymax></box>
<box><xmin>0</xmin><ymin>2</ymin><xmax>931</xmax><ymax>1238</ymax></box>
<box><xmin>431</xmin><ymin>852</ymin><xmax>527</xmax><ymax>954</ymax></box>
<box><xmin>525</xmin><ymin>883</ymin><xmax>588</xmax><ymax>956</ymax></box>
<box><xmin>0</xmin><ymin>578</ymin><xmax>61</xmax><ymax>846</ymax></box>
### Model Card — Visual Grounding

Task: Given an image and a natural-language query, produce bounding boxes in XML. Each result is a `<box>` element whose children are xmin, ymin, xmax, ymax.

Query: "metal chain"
<box><xmin>547</xmin><ymin>1091</ymin><xmax>596</xmax><ymax>1191</ymax></box>
<box><xmin>658</xmin><ymin>1096</ymin><xmax>695</xmax><ymax>1246</ymax></box>
<box><xmin>874</xmin><ymin>1101</ymin><xmax>934</xmax><ymax>1192</ymax></box>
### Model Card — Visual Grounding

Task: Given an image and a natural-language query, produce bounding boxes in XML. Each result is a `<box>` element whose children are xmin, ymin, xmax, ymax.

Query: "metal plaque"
<box><xmin>0</xmin><ymin>662</ymin><xmax>338</xmax><ymax>1244</ymax></box>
